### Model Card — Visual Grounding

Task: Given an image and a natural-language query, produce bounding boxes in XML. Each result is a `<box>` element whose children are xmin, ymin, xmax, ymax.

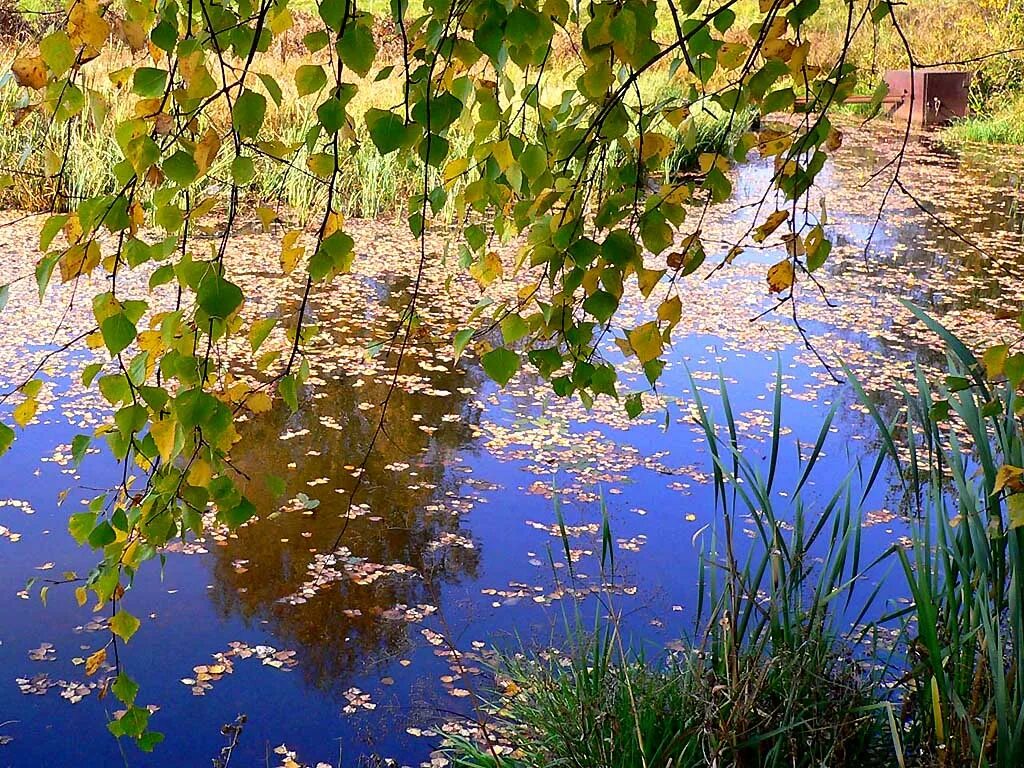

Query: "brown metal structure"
<box><xmin>793</xmin><ymin>70</ymin><xmax>971</xmax><ymax>128</ymax></box>
<box><xmin>883</xmin><ymin>70</ymin><xmax>971</xmax><ymax>127</ymax></box>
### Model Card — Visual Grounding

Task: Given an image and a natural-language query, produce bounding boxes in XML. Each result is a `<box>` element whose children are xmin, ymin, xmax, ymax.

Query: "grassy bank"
<box><xmin>444</xmin><ymin>308</ymin><xmax>1024</xmax><ymax>768</ymax></box>
<box><xmin>0</xmin><ymin>41</ymin><xmax>751</xmax><ymax>220</ymax></box>
<box><xmin>940</xmin><ymin>97</ymin><xmax>1024</xmax><ymax>146</ymax></box>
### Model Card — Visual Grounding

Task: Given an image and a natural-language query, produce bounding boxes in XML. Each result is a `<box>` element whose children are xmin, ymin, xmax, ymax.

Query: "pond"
<box><xmin>1</xmin><ymin>123</ymin><xmax>1023</xmax><ymax>767</ymax></box>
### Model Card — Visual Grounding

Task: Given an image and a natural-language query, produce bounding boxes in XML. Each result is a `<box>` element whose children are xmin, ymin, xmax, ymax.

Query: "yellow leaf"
<box><xmin>129</xmin><ymin>201</ymin><xmax>145</xmax><ymax>234</ymax></box>
<box><xmin>767</xmin><ymin>259</ymin><xmax>795</xmax><ymax>294</ymax></box>
<box><xmin>1010</xmin><ymin>494</ymin><xmax>1024</xmax><ymax>529</ymax></box>
<box><xmin>637</xmin><ymin>132</ymin><xmax>672</xmax><ymax>163</ymax></box>
<box><xmin>114</xmin><ymin>18</ymin><xmax>148</xmax><ymax>51</ymax></box>
<box><xmin>763</xmin><ymin>37</ymin><xmax>796</xmax><ymax>61</ymax></box>
<box><xmin>247</xmin><ymin>391</ymin><xmax>273</xmax><ymax>413</ymax></box>
<box><xmin>151</xmin><ymin>419</ymin><xmax>177</xmax><ymax>463</ymax></box>
<box><xmin>698</xmin><ymin>153</ymin><xmax>729</xmax><ymax>174</ymax></box>
<box><xmin>657</xmin><ymin>295</ymin><xmax>682</xmax><ymax>327</ymax></box>
<box><xmin>787</xmin><ymin>41</ymin><xmax>810</xmax><ymax>76</ymax></box>
<box><xmin>628</xmin><ymin>321</ymin><xmax>663</xmax><ymax>364</ymax></box>
<box><xmin>136</xmin><ymin>330</ymin><xmax>164</xmax><ymax>356</ymax></box>
<box><xmin>256</xmin><ymin>206</ymin><xmax>278</xmax><ymax>232</ymax></box>
<box><xmin>59</xmin><ymin>242</ymin><xmax>101</xmax><ymax>283</ymax></box>
<box><xmin>994</xmin><ymin>464</ymin><xmax>1024</xmax><ymax>496</ymax></box>
<box><xmin>63</xmin><ymin>214</ymin><xmax>83</xmax><ymax>245</ymax></box>
<box><xmin>492</xmin><ymin>139</ymin><xmax>514</xmax><ymax>172</ymax></box>
<box><xmin>826</xmin><ymin>128</ymin><xmax>843</xmax><ymax>152</ymax></box>
<box><xmin>758</xmin><ymin>129</ymin><xmax>792</xmax><ymax>156</ymax></box>
<box><xmin>12</xmin><ymin>56</ymin><xmax>49</xmax><ymax>90</ymax></box>
<box><xmin>660</xmin><ymin>183</ymin><xmax>691</xmax><ymax>205</ymax></box>
<box><xmin>323</xmin><ymin>211</ymin><xmax>344</xmax><ymax>238</ymax></box>
<box><xmin>85</xmin><ymin>647</ymin><xmax>107</xmax><ymax>677</ymax></box>
<box><xmin>280</xmin><ymin>230</ymin><xmax>304</xmax><ymax>274</ymax></box>
<box><xmin>717</xmin><ymin>42</ymin><xmax>748</xmax><ymax>70</ymax></box>
<box><xmin>470</xmin><ymin>251</ymin><xmax>503</xmax><ymax>287</ymax></box>
<box><xmin>188</xmin><ymin>458</ymin><xmax>213</xmax><ymax>487</ymax></box>
<box><xmin>13</xmin><ymin>398</ymin><xmax>37</xmax><ymax>427</ymax></box>
<box><xmin>636</xmin><ymin>267</ymin><xmax>665</xmax><ymax>298</ymax></box>
<box><xmin>68</xmin><ymin>4</ymin><xmax>110</xmax><ymax>56</ymax></box>
<box><xmin>75</xmin><ymin>586</ymin><xmax>88</xmax><ymax>607</ymax></box>
<box><xmin>663</xmin><ymin>106</ymin><xmax>689</xmax><ymax>128</ymax></box>
<box><xmin>443</xmin><ymin>157</ymin><xmax>468</xmax><ymax>188</ymax></box>
<box><xmin>753</xmin><ymin>210</ymin><xmax>789</xmax><ymax>243</ymax></box>
<box><xmin>983</xmin><ymin>345</ymin><xmax>1009</xmax><ymax>381</ymax></box>
<box><xmin>194</xmin><ymin>128</ymin><xmax>221</xmax><ymax>175</ymax></box>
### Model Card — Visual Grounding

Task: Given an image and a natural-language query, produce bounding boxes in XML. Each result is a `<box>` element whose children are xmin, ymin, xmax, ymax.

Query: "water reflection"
<box><xmin>208</xmin><ymin>276</ymin><xmax>484</xmax><ymax>692</ymax></box>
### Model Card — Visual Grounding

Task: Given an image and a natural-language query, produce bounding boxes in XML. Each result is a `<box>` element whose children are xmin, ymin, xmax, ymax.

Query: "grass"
<box><xmin>445</xmin><ymin>308</ymin><xmax>1024</xmax><ymax>768</ymax></box>
<box><xmin>875</xmin><ymin>304</ymin><xmax>1024</xmax><ymax>768</ymax></box>
<box><xmin>0</xmin><ymin>32</ymin><xmax>750</xmax><ymax>219</ymax></box>
<box><xmin>940</xmin><ymin>98</ymin><xmax>1024</xmax><ymax>146</ymax></box>
<box><xmin>447</xmin><ymin>363</ymin><xmax>893</xmax><ymax>768</ymax></box>
<box><xmin>447</xmin><ymin>629</ymin><xmax>883</xmax><ymax>768</ymax></box>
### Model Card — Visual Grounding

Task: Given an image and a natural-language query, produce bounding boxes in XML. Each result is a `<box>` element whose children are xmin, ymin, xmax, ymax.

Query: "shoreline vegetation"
<box><xmin>444</xmin><ymin>309</ymin><xmax>1024</xmax><ymax>768</ymax></box>
<box><xmin>1</xmin><ymin>0</ymin><xmax>1024</xmax><ymax>219</ymax></box>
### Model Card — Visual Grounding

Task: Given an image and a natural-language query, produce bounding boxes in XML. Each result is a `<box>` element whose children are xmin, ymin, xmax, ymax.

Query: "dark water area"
<box><xmin>1</xmin><ymin>127</ymin><xmax>1023</xmax><ymax>767</ymax></box>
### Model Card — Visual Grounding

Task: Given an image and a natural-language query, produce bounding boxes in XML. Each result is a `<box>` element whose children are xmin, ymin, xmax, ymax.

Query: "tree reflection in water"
<box><xmin>208</xmin><ymin>274</ymin><xmax>485</xmax><ymax>693</ymax></box>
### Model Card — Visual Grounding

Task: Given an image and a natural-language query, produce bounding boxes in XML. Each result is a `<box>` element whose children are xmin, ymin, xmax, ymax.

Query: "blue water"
<box><xmin>1</xmin><ymin>128</ymin><xmax>1022</xmax><ymax>767</ymax></box>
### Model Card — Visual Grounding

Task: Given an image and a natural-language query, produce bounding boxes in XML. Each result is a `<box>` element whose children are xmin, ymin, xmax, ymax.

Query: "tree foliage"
<box><xmin>0</xmin><ymin>0</ymin><xmax>896</xmax><ymax>749</ymax></box>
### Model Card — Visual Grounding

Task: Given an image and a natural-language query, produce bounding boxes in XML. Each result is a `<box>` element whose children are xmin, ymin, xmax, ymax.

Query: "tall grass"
<box><xmin>875</xmin><ymin>303</ymin><xmax>1024</xmax><ymax>768</ymax></box>
<box><xmin>447</xmin><ymin>364</ymin><xmax>890</xmax><ymax>768</ymax></box>
<box><xmin>0</xmin><ymin>35</ymin><xmax>745</xmax><ymax>220</ymax></box>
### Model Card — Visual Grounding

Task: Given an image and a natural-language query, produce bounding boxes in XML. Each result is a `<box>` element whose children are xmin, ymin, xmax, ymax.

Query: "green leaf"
<box><xmin>481</xmin><ymin>348</ymin><xmax>520</xmax><ymax>386</ymax></box>
<box><xmin>316</xmin><ymin>97</ymin><xmax>346</xmax><ymax>134</ymax></box>
<box><xmin>221</xmin><ymin>497</ymin><xmax>257</xmax><ymax>527</ymax></box>
<box><xmin>0</xmin><ymin>422</ymin><xmax>13</xmax><ymax>457</ymax></box>
<box><xmin>295</xmin><ymin>64</ymin><xmax>327</xmax><ymax>96</ymax></box>
<box><xmin>520</xmin><ymin>144</ymin><xmax>547</xmax><ymax>181</ymax></box>
<box><xmin>366</xmin><ymin>108</ymin><xmax>410</xmax><ymax>154</ymax></box>
<box><xmin>40</xmin><ymin>31</ymin><xmax>75</xmax><ymax>78</ymax></box>
<box><xmin>583</xmin><ymin>290</ymin><xmax>618</xmax><ymax>323</ymax></box>
<box><xmin>232</xmin><ymin>89</ymin><xmax>267</xmax><ymax>139</ymax></box>
<box><xmin>500</xmin><ymin>313</ymin><xmax>530</xmax><ymax>344</ymax></box>
<box><xmin>231</xmin><ymin>156</ymin><xmax>256</xmax><ymax>185</ymax></box>
<box><xmin>279</xmin><ymin>375</ymin><xmax>299</xmax><ymax>412</ymax></box>
<box><xmin>101</xmin><ymin>313</ymin><xmax>137</xmax><ymax>356</ymax></box>
<box><xmin>71</xmin><ymin>434</ymin><xmax>91</xmax><ymax>465</ymax></box>
<box><xmin>110</xmin><ymin>609</ymin><xmax>141</xmax><ymax>642</ymax></box>
<box><xmin>68</xmin><ymin>511</ymin><xmax>96</xmax><ymax>544</ymax></box>
<box><xmin>625</xmin><ymin>392</ymin><xmax>643</xmax><ymax>418</ymax></box>
<box><xmin>249</xmin><ymin>317</ymin><xmax>276</xmax><ymax>352</ymax></box>
<box><xmin>338</xmin><ymin>23</ymin><xmax>377</xmax><ymax>77</ymax></box>
<box><xmin>108</xmin><ymin>705</ymin><xmax>149</xmax><ymax>738</ymax></box>
<box><xmin>87</xmin><ymin>520</ymin><xmax>116</xmax><ymax>548</ymax></box>
<box><xmin>163</xmin><ymin>151</ymin><xmax>199</xmax><ymax>187</ymax></box>
<box><xmin>454</xmin><ymin>328</ymin><xmax>474</xmax><ymax>360</ymax></box>
<box><xmin>197</xmin><ymin>275</ymin><xmax>243</xmax><ymax>318</ymax></box>
<box><xmin>112</xmin><ymin>672</ymin><xmax>139</xmax><ymax>706</ymax></box>
<box><xmin>132</xmin><ymin>68</ymin><xmax>168</xmax><ymax>98</ymax></box>
<box><xmin>257</xmin><ymin>73</ymin><xmax>283</xmax><ymax>106</ymax></box>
